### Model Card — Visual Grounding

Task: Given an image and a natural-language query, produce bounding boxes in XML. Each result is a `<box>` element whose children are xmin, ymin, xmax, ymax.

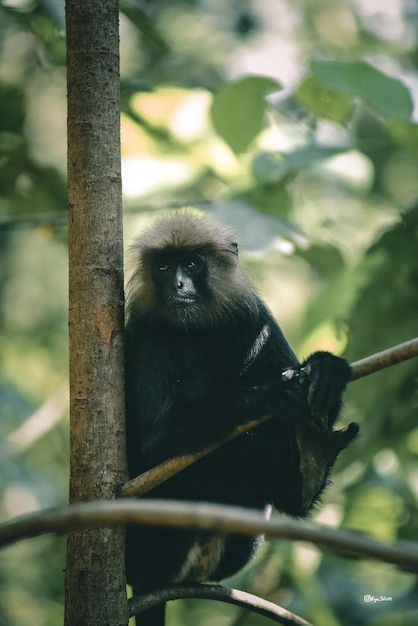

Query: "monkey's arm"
<box><xmin>139</xmin><ymin>379</ymin><xmax>310</xmax><ymax>467</ymax></box>
<box><xmin>240</xmin><ymin>307</ymin><xmax>351</xmax><ymax>426</ymax></box>
<box><xmin>139</xmin><ymin>373</ymin><xmax>358</xmax><ymax>472</ymax></box>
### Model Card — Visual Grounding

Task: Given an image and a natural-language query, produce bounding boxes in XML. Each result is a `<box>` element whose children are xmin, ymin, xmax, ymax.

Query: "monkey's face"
<box><xmin>132</xmin><ymin>228</ymin><xmax>254</xmax><ymax>329</ymax></box>
<box><xmin>151</xmin><ymin>252</ymin><xmax>210</xmax><ymax>326</ymax></box>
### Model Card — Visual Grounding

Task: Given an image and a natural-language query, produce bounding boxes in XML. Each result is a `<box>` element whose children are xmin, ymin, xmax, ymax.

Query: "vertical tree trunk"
<box><xmin>65</xmin><ymin>1</ymin><xmax>128</xmax><ymax>624</ymax></box>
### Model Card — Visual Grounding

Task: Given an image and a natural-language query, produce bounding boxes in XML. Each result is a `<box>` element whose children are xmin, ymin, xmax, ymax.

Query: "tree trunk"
<box><xmin>65</xmin><ymin>1</ymin><xmax>128</xmax><ymax>624</ymax></box>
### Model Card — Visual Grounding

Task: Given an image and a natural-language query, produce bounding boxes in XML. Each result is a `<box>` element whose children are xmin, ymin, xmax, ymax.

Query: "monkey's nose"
<box><xmin>174</xmin><ymin>269</ymin><xmax>184</xmax><ymax>290</ymax></box>
<box><xmin>172</xmin><ymin>278</ymin><xmax>184</xmax><ymax>291</ymax></box>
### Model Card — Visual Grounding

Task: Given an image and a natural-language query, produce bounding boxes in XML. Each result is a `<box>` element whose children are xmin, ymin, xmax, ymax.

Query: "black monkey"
<box><xmin>124</xmin><ymin>210</ymin><xmax>358</xmax><ymax>625</ymax></box>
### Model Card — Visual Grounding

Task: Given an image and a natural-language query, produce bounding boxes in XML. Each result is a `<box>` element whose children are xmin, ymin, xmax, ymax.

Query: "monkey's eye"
<box><xmin>184</xmin><ymin>260</ymin><xmax>199</xmax><ymax>273</ymax></box>
<box><xmin>158</xmin><ymin>263</ymin><xmax>170</xmax><ymax>272</ymax></box>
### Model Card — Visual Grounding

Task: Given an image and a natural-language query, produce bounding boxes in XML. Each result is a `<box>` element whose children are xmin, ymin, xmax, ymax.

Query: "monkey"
<box><xmin>124</xmin><ymin>209</ymin><xmax>359</xmax><ymax>625</ymax></box>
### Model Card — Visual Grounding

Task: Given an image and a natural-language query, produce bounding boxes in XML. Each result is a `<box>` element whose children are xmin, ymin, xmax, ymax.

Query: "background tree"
<box><xmin>0</xmin><ymin>0</ymin><xmax>417</xmax><ymax>625</ymax></box>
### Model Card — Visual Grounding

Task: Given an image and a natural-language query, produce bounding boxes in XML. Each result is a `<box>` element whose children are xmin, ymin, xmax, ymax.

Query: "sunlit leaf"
<box><xmin>296</xmin><ymin>75</ymin><xmax>354</xmax><ymax>125</ymax></box>
<box><xmin>210</xmin><ymin>75</ymin><xmax>281</xmax><ymax>153</ymax></box>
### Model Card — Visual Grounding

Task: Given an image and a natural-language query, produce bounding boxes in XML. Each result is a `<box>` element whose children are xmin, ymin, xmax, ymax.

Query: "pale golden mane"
<box><xmin>126</xmin><ymin>209</ymin><xmax>259</xmax><ymax>325</ymax></box>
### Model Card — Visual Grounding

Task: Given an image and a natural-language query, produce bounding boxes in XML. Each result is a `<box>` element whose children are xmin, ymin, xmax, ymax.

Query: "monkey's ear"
<box><xmin>230</xmin><ymin>241</ymin><xmax>239</xmax><ymax>256</ymax></box>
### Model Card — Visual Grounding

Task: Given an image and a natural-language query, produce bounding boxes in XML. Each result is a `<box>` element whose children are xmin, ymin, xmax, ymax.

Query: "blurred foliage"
<box><xmin>210</xmin><ymin>75</ymin><xmax>281</xmax><ymax>153</ymax></box>
<box><xmin>0</xmin><ymin>0</ymin><xmax>418</xmax><ymax>625</ymax></box>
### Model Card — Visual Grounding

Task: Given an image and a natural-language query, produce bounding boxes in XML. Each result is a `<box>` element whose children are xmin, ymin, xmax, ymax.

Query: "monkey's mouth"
<box><xmin>168</xmin><ymin>294</ymin><xmax>196</xmax><ymax>307</ymax></box>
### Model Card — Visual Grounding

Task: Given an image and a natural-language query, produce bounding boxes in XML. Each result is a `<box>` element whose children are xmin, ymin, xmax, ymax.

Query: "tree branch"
<box><xmin>128</xmin><ymin>583</ymin><xmax>313</xmax><ymax>626</ymax></box>
<box><xmin>3</xmin><ymin>381</ymin><xmax>68</xmax><ymax>457</ymax></box>
<box><xmin>349</xmin><ymin>337</ymin><xmax>418</xmax><ymax>381</ymax></box>
<box><xmin>120</xmin><ymin>338</ymin><xmax>418</xmax><ymax>499</ymax></box>
<box><xmin>120</xmin><ymin>415</ymin><xmax>271</xmax><ymax>498</ymax></box>
<box><xmin>1</xmin><ymin>500</ymin><xmax>418</xmax><ymax>572</ymax></box>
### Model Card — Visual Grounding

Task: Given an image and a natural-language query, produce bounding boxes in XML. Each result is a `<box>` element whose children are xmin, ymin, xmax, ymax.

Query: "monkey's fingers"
<box><xmin>302</xmin><ymin>358</ymin><xmax>350</xmax><ymax>420</ymax></box>
<box><xmin>325</xmin><ymin>422</ymin><xmax>360</xmax><ymax>459</ymax></box>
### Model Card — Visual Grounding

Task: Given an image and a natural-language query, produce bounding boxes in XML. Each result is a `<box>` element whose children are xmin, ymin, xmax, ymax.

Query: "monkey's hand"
<box><xmin>299</xmin><ymin>351</ymin><xmax>351</xmax><ymax>429</ymax></box>
<box><xmin>285</xmin><ymin>352</ymin><xmax>358</xmax><ymax>513</ymax></box>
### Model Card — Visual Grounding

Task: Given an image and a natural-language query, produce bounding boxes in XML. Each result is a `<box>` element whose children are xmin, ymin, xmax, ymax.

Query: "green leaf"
<box><xmin>282</xmin><ymin>144</ymin><xmax>347</xmax><ymax>169</ymax></box>
<box><xmin>0</xmin><ymin>85</ymin><xmax>25</xmax><ymax>133</ymax></box>
<box><xmin>252</xmin><ymin>152</ymin><xmax>289</xmax><ymax>183</ymax></box>
<box><xmin>298</xmin><ymin>243</ymin><xmax>345</xmax><ymax>278</ymax></box>
<box><xmin>345</xmin><ymin>205</ymin><xmax>418</xmax><ymax>444</ymax></box>
<box><xmin>386</xmin><ymin>119</ymin><xmax>418</xmax><ymax>156</ymax></box>
<box><xmin>311</xmin><ymin>60</ymin><xmax>413</xmax><ymax>121</ymax></box>
<box><xmin>253</xmin><ymin>145</ymin><xmax>348</xmax><ymax>182</ymax></box>
<box><xmin>296</xmin><ymin>75</ymin><xmax>354</xmax><ymax>125</ymax></box>
<box><xmin>210</xmin><ymin>76</ymin><xmax>281</xmax><ymax>153</ymax></box>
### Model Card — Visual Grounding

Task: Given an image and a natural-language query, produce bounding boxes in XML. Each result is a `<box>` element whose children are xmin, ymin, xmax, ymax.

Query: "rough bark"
<box><xmin>65</xmin><ymin>1</ymin><xmax>128</xmax><ymax>624</ymax></box>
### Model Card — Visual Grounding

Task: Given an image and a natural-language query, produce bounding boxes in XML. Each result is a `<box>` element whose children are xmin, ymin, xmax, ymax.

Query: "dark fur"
<box><xmin>125</xmin><ymin>210</ymin><xmax>358</xmax><ymax>625</ymax></box>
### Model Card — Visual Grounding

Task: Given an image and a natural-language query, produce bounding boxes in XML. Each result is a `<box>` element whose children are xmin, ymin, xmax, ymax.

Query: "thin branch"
<box><xmin>120</xmin><ymin>338</ymin><xmax>418</xmax><ymax>499</ymax></box>
<box><xmin>1</xmin><ymin>500</ymin><xmax>418</xmax><ymax>572</ymax></box>
<box><xmin>3</xmin><ymin>381</ymin><xmax>68</xmax><ymax>457</ymax></box>
<box><xmin>128</xmin><ymin>583</ymin><xmax>314</xmax><ymax>626</ymax></box>
<box><xmin>120</xmin><ymin>415</ymin><xmax>271</xmax><ymax>498</ymax></box>
<box><xmin>349</xmin><ymin>338</ymin><xmax>418</xmax><ymax>381</ymax></box>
